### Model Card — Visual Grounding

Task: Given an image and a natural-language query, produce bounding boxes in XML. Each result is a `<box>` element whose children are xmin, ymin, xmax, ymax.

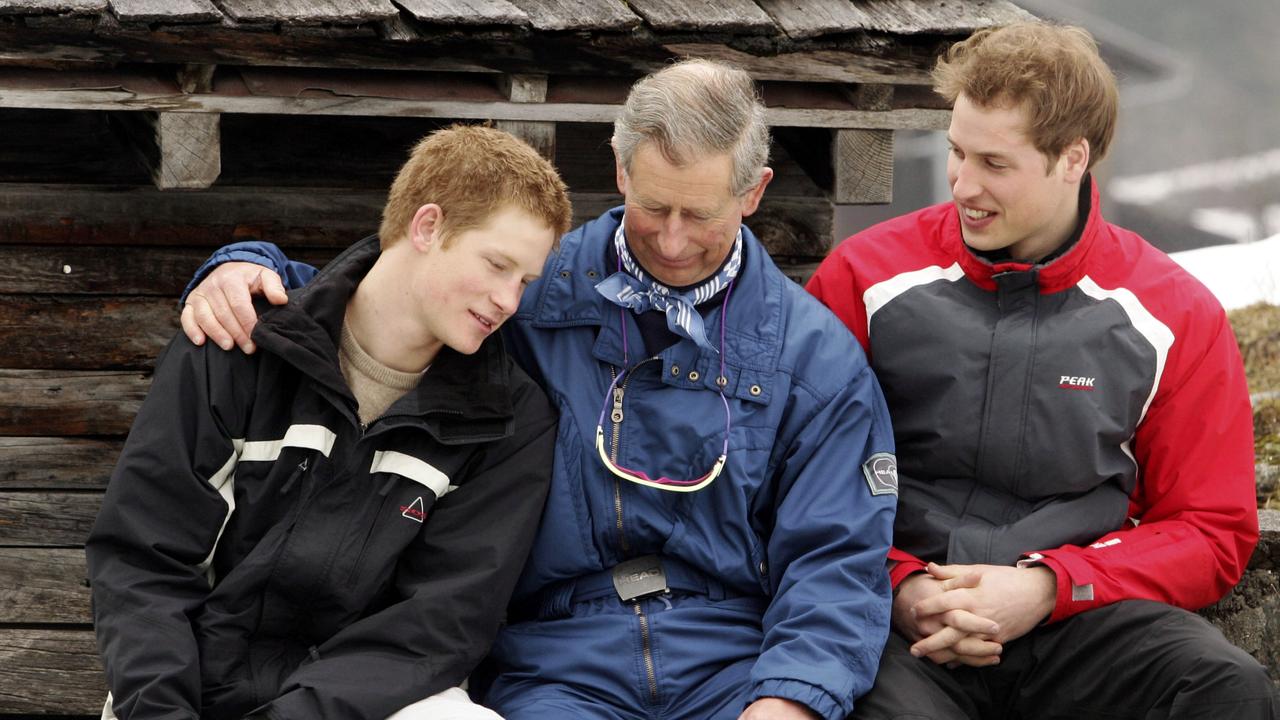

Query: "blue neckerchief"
<box><xmin>594</xmin><ymin>219</ymin><xmax>742</xmax><ymax>353</ymax></box>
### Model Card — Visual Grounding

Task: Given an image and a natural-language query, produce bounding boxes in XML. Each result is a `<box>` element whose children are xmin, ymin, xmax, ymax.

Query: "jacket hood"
<box><xmin>252</xmin><ymin>235</ymin><xmax>517</xmax><ymax>442</ymax></box>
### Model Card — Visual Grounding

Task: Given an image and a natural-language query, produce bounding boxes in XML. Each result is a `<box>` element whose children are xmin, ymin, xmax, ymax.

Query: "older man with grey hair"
<box><xmin>179</xmin><ymin>59</ymin><xmax>897</xmax><ymax>720</ymax></box>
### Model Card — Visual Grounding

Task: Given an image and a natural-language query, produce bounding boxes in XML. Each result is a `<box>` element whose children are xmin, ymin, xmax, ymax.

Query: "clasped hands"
<box><xmin>894</xmin><ymin>562</ymin><xmax>1057</xmax><ymax>668</ymax></box>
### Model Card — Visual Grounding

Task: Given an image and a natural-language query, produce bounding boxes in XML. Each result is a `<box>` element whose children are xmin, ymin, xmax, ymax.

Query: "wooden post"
<box><xmin>108</xmin><ymin>111</ymin><xmax>222</xmax><ymax>190</ymax></box>
<box><xmin>834</xmin><ymin>129</ymin><xmax>894</xmax><ymax>204</ymax></box>
<box><xmin>108</xmin><ymin>63</ymin><xmax>221</xmax><ymax>190</ymax></box>
<box><xmin>495</xmin><ymin>74</ymin><xmax>556</xmax><ymax>160</ymax></box>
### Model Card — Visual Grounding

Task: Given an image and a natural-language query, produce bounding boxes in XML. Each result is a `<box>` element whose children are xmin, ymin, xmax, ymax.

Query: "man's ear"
<box><xmin>408</xmin><ymin>204</ymin><xmax>444</xmax><ymax>252</ymax></box>
<box><xmin>739</xmin><ymin>167</ymin><xmax>774</xmax><ymax>218</ymax></box>
<box><xmin>1061</xmin><ymin>138</ymin><xmax>1090</xmax><ymax>183</ymax></box>
<box><xmin>613</xmin><ymin>147</ymin><xmax>629</xmax><ymax>196</ymax></box>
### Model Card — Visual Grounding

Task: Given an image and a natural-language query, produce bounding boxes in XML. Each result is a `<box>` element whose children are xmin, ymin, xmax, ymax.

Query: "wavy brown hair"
<box><xmin>933</xmin><ymin>22</ymin><xmax>1118</xmax><ymax>173</ymax></box>
<box><xmin>379</xmin><ymin>124</ymin><xmax>571</xmax><ymax>249</ymax></box>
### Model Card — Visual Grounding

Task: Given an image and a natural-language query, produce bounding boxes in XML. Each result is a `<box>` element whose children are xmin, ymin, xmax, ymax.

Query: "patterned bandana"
<box><xmin>594</xmin><ymin>220</ymin><xmax>743</xmax><ymax>352</ymax></box>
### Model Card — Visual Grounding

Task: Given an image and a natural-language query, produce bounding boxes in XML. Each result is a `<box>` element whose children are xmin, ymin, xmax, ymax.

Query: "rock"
<box><xmin>1201</xmin><ymin>508</ymin><xmax>1280</xmax><ymax>685</ymax></box>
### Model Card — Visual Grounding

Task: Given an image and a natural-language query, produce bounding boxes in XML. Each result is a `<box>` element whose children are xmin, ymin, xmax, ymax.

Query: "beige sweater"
<box><xmin>338</xmin><ymin>322</ymin><xmax>426</xmax><ymax>425</ymax></box>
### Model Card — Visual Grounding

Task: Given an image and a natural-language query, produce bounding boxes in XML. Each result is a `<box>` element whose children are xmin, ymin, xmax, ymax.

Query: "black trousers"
<box><xmin>852</xmin><ymin>600</ymin><xmax>1277</xmax><ymax>720</ymax></box>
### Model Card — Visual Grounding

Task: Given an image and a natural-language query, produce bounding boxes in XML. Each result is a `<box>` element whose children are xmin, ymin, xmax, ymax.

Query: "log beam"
<box><xmin>0</xmin><ymin>370</ymin><xmax>148</xmax><ymax>436</ymax></box>
<box><xmin>0</xmin><ymin>548</ymin><xmax>92</xmax><ymax>624</ymax></box>
<box><xmin>834</xmin><ymin>128</ymin><xmax>894</xmax><ymax>204</ymax></box>
<box><xmin>0</xmin><ymin>629</ymin><xmax>105</xmax><ymax>716</ymax></box>
<box><xmin>0</xmin><ymin>491</ymin><xmax>101</xmax><ymax>546</ymax></box>
<box><xmin>0</xmin><ymin>437</ymin><xmax>118</xmax><ymax>489</ymax></box>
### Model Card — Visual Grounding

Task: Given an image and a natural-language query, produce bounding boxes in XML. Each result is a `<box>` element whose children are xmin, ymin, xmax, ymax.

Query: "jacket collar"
<box><xmin>517</xmin><ymin>207</ymin><xmax>786</xmax><ymax>405</ymax></box>
<box><xmin>252</xmin><ymin>235</ymin><xmax>517</xmax><ymax>442</ymax></box>
<box><xmin>948</xmin><ymin>177</ymin><xmax>1103</xmax><ymax>293</ymax></box>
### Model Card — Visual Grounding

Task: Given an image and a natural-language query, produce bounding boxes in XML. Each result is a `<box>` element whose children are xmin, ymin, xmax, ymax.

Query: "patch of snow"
<box><xmin>1168</xmin><ymin>235</ymin><xmax>1280</xmax><ymax>310</ymax></box>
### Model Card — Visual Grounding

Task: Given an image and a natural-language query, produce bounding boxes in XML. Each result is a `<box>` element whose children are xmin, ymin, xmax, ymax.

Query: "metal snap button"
<box><xmin>758</xmin><ymin>560</ymin><xmax>768</xmax><ymax>576</ymax></box>
<box><xmin>749</xmin><ymin>384</ymin><xmax>762</xmax><ymax>396</ymax></box>
<box><xmin>688</xmin><ymin>370</ymin><xmax>700</xmax><ymax>381</ymax></box>
<box><xmin>587</xmin><ymin>270</ymin><xmax>598</xmax><ymax>278</ymax></box>
<box><xmin>560</xmin><ymin>270</ymin><xmax>570</xmax><ymax>278</ymax></box>
<box><xmin>716</xmin><ymin>376</ymin><xmax>728</xmax><ymax>387</ymax></box>
<box><xmin>671</xmin><ymin>365</ymin><xmax>680</xmax><ymax>376</ymax></box>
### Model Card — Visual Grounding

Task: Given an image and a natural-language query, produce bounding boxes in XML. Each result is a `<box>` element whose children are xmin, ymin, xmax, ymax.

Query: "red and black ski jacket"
<box><xmin>808</xmin><ymin>180</ymin><xmax>1257</xmax><ymax>622</ymax></box>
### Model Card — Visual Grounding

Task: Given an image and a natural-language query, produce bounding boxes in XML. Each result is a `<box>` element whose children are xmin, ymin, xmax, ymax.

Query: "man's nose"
<box><xmin>656</xmin><ymin>215</ymin><xmax>688</xmax><ymax>257</ymax></box>
<box><xmin>493</xmin><ymin>279</ymin><xmax>521</xmax><ymax>315</ymax></box>
<box><xmin>950</xmin><ymin>162</ymin><xmax>980</xmax><ymax>201</ymax></box>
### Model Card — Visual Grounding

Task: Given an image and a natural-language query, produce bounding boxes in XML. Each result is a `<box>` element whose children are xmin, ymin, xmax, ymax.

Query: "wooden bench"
<box><xmin>2</xmin><ymin>478</ymin><xmax>1277</xmax><ymax>718</ymax></box>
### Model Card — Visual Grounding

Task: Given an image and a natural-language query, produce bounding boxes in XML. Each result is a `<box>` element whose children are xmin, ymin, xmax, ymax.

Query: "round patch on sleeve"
<box><xmin>862</xmin><ymin>452</ymin><xmax>898</xmax><ymax>496</ymax></box>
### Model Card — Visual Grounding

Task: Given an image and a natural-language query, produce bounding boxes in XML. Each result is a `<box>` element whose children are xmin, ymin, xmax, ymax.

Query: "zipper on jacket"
<box><xmin>634</xmin><ymin>602</ymin><xmax>659</xmax><ymax>703</ymax></box>
<box><xmin>278</xmin><ymin>458</ymin><xmax>309</xmax><ymax>496</ymax></box>
<box><xmin>609</xmin><ymin>366</ymin><xmax>630</xmax><ymax>554</ymax></box>
<box><xmin>608</xmin><ymin>357</ymin><xmax>658</xmax><ymax>555</ymax></box>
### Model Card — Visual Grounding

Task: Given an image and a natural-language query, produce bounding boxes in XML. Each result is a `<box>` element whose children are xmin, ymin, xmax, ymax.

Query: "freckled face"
<box><xmin>616</xmin><ymin>143</ymin><xmax>769</xmax><ymax>287</ymax></box>
<box><xmin>947</xmin><ymin>94</ymin><xmax>1087</xmax><ymax>262</ymax></box>
<box><xmin>410</xmin><ymin>205</ymin><xmax>555</xmax><ymax>355</ymax></box>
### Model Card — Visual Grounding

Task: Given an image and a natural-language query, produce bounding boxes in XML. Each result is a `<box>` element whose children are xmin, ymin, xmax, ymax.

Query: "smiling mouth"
<box><xmin>962</xmin><ymin>207</ymin><xmax>994</xmax><ymax>220</ymax></box>
<box><xmin>470</xmin><ymin>311</ymin><xmax>496</xmax><ymax>332</ymax></box>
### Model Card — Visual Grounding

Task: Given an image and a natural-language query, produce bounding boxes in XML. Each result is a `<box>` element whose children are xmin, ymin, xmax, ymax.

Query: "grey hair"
<box><xmin>612</xmin><ymin>59</ymin><xmax>770</xmax><ymax>197</ymax></box>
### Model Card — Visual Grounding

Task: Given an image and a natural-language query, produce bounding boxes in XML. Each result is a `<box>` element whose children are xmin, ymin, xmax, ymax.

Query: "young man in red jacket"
<box><xmin>808</xmin><ymin>21</ymin><xmax>1276</xmax><ymax>719</ymax></box>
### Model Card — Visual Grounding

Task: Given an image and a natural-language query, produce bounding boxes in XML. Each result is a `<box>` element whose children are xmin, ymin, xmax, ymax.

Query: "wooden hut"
<box><xmin>0</xmin><ymin>1</ymin><xmax>1051</xmax><ymax>715</ymax></box>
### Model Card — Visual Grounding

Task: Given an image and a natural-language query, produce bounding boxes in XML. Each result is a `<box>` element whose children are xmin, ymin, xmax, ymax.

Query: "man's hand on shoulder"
<box><xmin>181</xmin><ymin>262</ymin><xmax>287</xmax><ymax>354</ymax></box>
<box><xmin>738</xmin><ymin>697</ymin><xmax>820</xmax><ymax>720</ymax></box>
<box><xmin>909</xmin><ymin>562</ymin><xmax>1055</xmax><ymax>659</ymax></box>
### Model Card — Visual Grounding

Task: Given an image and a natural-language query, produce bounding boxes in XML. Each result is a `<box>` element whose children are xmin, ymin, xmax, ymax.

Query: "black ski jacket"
<box><xmin>86</xmin><ymin>236</ymin><xmax>555</xmax><ymax>720</ymax></box>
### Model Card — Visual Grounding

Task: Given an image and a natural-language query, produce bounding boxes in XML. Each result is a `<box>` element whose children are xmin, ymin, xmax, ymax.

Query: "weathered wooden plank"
<box><xmin>0</xmin><ymin>0</ymin><xmax>105</xmax><ymax>14</ymax></box>
<box><xmin>840</xmin><ymin>0</ymin><xmax>1034</xmax><ymax>35</ymax></box>
<box><xmin>108</xmin><ymin>0</ymin><xmax>221</xmax><ymax>23</ymax></box>
<box><xmin>0</xmin><ymin>295</ymin><xmax>177</xmax><ymax>370</ymax></box>
<box><xmin>395</xmin><ymin>0</ymin><xmax>529</xmax><ymax>26</ymax></box>
<box><xmin>0</xmin><ymin>629</ymin><xmax>104</xmax><ymax>715</ymax></box>
<box><xmin>110</xmin><ymin>111</ymin><xmax>222</xmax><ymax>190</ymax></box>
<box><xmin>756</xmin><ymin>0</ymin><xmax>866</xmax><ymax>40</ymax></box>
<box><xmin>626</xmin><ymin>0</ymin><xmax>774</xmax><ymax>33</ymax></box>
<box><xmin>0</xmin><ymin>18</ymin><xmax>935</xmax><ymax>79</ymax></box>
<box><xmin>0</xmin><ymin>491</ymin><xmax>101</xmax><ymax>546</ymax></box>
<box><xmin>0</xmin><ymin>438</ymin><xmax>118</xmax><ymax>489</ymax></box>
<box><xmin>0</xmin><ymin>83</ymin><xmax>949</xmax><ymax>129</ymax></box>
<box><xmin>835</xmin><ymin>128</ymin><xmax>894</xmax><ymax>204</ymax></box>
<box><xmin>0</xmin><ymin>246</ymin><xmax>336</xmax><ymax>294</ymax></box>
<box><xmin>0</xmin><ymin>183</ymin><xmax>384</xmax><ymax>247</ymax></box>
<box><xmin>663</xmin><ymin>43</ymin><xmax>935</xmax><ymax>85</ymax></box>
<box><xmin>0</xmin><ymin>548</ymin><xmax>92</xmax><ymax>624</ymax></box>
<box><xmin>0</xmin><ymin>370</ymin><xmax>148</xmax><ymax>436</ymax></box>
<box><xmin>218</xmin><ymin>0</ymin><xmax>397</xmax><ymax>25</ymax></box>
<box><xmin>505</xmin><ymin>0</ymin><xmax>640</xmax><ymax>32</ymax></box>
